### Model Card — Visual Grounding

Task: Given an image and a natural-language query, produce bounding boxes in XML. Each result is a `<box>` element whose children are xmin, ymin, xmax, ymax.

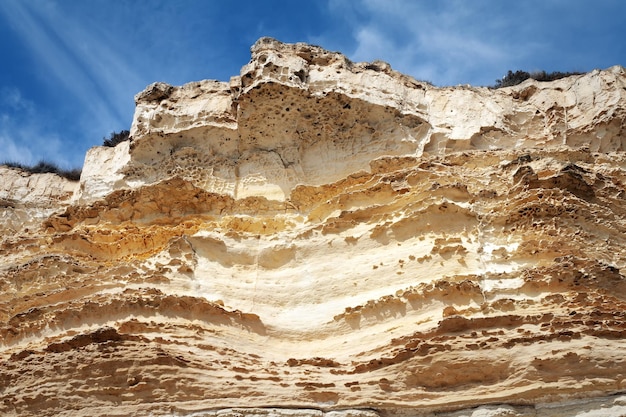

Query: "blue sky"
<box><xmin>1</xmin><ymin>0</ymin><xmax>625</xmax><ymax>169</ymax></box>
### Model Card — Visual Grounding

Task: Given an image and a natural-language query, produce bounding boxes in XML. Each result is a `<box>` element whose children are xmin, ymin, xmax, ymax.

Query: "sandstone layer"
<box><xmin>1</xmin><ymin>38</ymin><xmax>626</xmax><ymax>416</ymax></box>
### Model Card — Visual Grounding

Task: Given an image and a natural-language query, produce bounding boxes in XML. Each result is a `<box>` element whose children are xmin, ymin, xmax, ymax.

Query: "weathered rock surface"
<box><xmin>1</xmin><ymin>38</ymin><xmax>626</xmax><ymax>416</ymax></box>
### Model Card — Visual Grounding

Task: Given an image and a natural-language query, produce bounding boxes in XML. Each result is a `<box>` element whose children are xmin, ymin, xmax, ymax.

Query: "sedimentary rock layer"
<box><xmin>1</xmin><ymin>38</ymin><xmax>626</xmax><ymax>416</ymax></box>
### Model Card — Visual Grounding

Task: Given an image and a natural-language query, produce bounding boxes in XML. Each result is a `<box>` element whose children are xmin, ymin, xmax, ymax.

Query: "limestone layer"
<box><xmin>1</xmin><ymin>38</ymin><xmax>626</xmax><ymax>417</ymax></box>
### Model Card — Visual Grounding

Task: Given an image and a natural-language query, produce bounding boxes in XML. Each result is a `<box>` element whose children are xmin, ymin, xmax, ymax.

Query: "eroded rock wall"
<box><xmin>78</xmin><ymin>38</ymin><xmax>626</xmax><ymax>204</ymax></box>
<box><xmin>1</xmin><ymin>39</ymin><xmax>626</xmax><ymax>417</ymax></box>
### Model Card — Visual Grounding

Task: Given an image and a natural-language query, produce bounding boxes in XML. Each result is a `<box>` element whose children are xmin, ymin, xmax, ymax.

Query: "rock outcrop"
<box><xmin>1</xmin><ymin>38</ymin><xmax>626</xmax><ymax>416</ymax></box>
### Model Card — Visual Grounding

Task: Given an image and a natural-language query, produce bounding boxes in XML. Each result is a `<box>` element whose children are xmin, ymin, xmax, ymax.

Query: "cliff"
<box><xmin>1</xmin><ymin>38</ymin><xmax>626</xmax><ymax>416</ymax></box>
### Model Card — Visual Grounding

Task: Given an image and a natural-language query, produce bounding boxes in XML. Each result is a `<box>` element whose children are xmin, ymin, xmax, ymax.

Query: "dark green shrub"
<box><xmin>103</xmin><ymin>129</ymin><xmax>130</xmax><ymax>147</ymax></box>
<box><xmin>493</xmin><ymin>70</ymin><xmax>584</xmax><ymax>88</ymax></box>
<box><xmin>2</xmin><ymin>160</ymin><xmax>82</xmax><ymax>181</ymax></box>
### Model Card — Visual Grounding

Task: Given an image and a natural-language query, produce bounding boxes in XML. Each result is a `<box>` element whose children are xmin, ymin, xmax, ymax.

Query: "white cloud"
<box><xmin>324</xmin><ymin>0</ymin><xmax>536</xmax><ymax>85</ymax></box>
<box><xmin>352</xmin><ymin>26</ymin><xmax>395</xmax><ymax>61</ymax></box>
<box><xmin>0</xmin><ymin>133</ymin><xmax>34</xmax><ymax>164</ymax></box>
<box><xmin>0</xmin><ymin>85</ymin><xmax>83</xmax><ymax>167</ymax></box>
<box><xmin>0</xmin><ymin>112</ymin><xmax>68</xmax><ymax>166</ymax></box>
<box><xmin>1</xmin><ymin>87</ymin><xmax>35</xmax><ymax>113</ymax></box>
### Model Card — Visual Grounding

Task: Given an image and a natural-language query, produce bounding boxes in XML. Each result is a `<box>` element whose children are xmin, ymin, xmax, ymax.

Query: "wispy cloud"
<box><xmin>324</xmin><ymin>0</ymin><xmax>626</xmax><ymax>86</ymax></box>
<box><xmin>0</xmin><ymin>0</ymin><xmax>178</xmax><ymax>167</ymax></box>
<box><xmin>0</xmin><ymin>0</ymin><xmax>142</xmax><ymax>135</ymax></box>
<box><xmin>326</xmin><ymin>0</ymin><xmax>522</xmax><ymax>85</ymax></box>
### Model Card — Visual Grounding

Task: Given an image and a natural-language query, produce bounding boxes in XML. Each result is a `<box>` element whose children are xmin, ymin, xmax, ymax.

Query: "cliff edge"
<box><xmin>79</xmin><ymin>37</ymin><xmax>626</xmax><ymax>203</ymax></box>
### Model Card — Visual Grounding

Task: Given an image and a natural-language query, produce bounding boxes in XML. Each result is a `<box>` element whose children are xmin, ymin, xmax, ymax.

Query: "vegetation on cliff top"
<box><xmin>493</xmin><ymin>70</ymin><xmax>584</xmax><ymax>88</ymax></box>
<box><xmin>1</xmin><ymin>160</ymin><xmax>82</xmax><ymax>181</ymax></box>
<box><xmin>102</xmin><ymin>130</ymin><xmax>130</xmax><ymax>147</ymax></box>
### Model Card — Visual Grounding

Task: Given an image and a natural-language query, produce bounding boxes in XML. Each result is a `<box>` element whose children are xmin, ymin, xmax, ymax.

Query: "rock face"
<box><xmin>1</xmin><ymin>38</ymin><xmax>626</xmax><ymax>416</ymax></box>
